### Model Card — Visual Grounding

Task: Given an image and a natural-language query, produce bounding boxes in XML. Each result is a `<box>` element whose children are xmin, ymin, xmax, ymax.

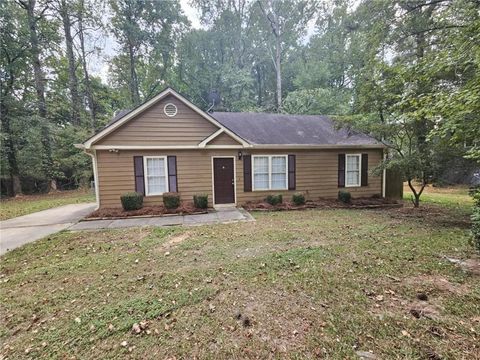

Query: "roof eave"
<box><xmin>249</xmin><ymin>143</ymin><xmax>386</xmax><ymax>149</ymax></box>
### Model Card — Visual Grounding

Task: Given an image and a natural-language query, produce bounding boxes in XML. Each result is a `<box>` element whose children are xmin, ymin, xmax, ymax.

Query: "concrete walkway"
<box><xmin>0</xmin><ymin>205</ymin><xmax>254</xmax><ymax>255</ymax></box>
<box><xmin>0</xmin><ymin>203</ymin><xmax>97</xmax><ymax>255</ymax></box>
<box><xmin>69</xmin><ymin>207</ymin><xmax>254</xmax><ymax>231</ymax></box>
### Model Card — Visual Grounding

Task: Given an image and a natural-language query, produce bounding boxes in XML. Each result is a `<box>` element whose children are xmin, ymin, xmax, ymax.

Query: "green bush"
<box><xmin>193</xmin><ymin>194</ymin><xmax>208</xmax><ymax>209</ymax></box>
<box><xmin>265</xmin><ymin>194</ymin><xmax>283</xmax><ymax>206</ymax></box>
<box><xmin>470</xmin><ymin>187</ymin><xmax>480</xmax><ymax>252</ymax></box>
<box><xmin>163</xmin><ymin>192</ymin><xmax>180</xmax><ymax>209</ymax></box>
<box><xmin>292</xmin><ymin>192</ymin><xmax>306</xmax><ymax>206</ymax></box>
<box><xmin>120</xmin><ymin>192</ymin><xmax>143</xmax><ymax>211</ymax></box>
<box><xmin>338</xmin><ymin>190</ymin><xmax>351</xmax><ymax>204</ymax></box>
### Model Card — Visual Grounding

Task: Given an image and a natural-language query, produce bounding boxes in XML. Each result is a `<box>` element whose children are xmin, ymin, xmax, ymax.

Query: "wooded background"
<box><xmin>1</xmin><ymin>0</ymin><xmax>479</xmax><ymax>202</ymax></box>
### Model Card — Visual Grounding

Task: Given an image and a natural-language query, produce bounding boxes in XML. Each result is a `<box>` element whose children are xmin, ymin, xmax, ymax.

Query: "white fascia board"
<box><xmin>199</xmin><ymin>129</ymin><xmax>224</xmax><ymax>148</ymax></box>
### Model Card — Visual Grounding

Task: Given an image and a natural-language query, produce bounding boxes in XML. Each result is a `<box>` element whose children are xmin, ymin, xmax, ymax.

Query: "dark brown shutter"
<box><xmin>361</xmin><ymin>153</ymin><xmax>368</xmax><ymax>186</ymax></box>
<box><xmin>167</xmin><ymin>156</ymin><xmax>178</xmax><ymax>192</ymax></box>
<box><xmin>338</xmin><ymin>154</ymin><xmax>345</xmax><ymax>188</ymax></box>
<box><xmin>243</xmin><ymin>155</ymin><xmax>252</xmax><ymax>192</ymax></box>
<box><xmin>133</xmin><ymin>156</ymin><xmax>145</xmax><ymax>195</ymax></box>
<box><xmin>288</xmin><ymin>154</ymin><xmax>296</xmax><ymax>190</ymax></box>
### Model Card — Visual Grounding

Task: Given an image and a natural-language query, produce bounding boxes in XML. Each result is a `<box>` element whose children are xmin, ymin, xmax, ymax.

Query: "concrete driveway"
<box><xmin>0</xmin><ymin>203</ymin><xmax>96</xmax><ymax>255</ymax></box>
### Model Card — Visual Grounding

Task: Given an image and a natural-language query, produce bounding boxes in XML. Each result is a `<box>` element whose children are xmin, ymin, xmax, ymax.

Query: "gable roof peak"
<box><xmin>82</xmin><ymin>86</ymin><xmax>249</xmax><ymax>149</ymax></box>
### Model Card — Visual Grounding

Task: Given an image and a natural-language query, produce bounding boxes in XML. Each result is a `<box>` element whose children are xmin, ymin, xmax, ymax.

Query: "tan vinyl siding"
<box><xmin>96</xmin><ymin>148</ymin><xmax>383</xmax><ymax>208</ymax></box>
<box><xmin>237</xmin><ymin>149</ymin><xmax>383</xmax><ymax>204</ymax></box>
<box><xmin>207</xmin><ymin>132</ymin><xmax>242</xmax><ymax>146</ymax></box>
<box><xmin>96</xmin><ymin>95</ymin><xmax>219</xmax><ymax>146</ymax></box>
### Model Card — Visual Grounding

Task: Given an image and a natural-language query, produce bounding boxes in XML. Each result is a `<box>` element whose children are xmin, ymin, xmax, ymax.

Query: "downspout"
<box><xmin>84</xmin><ymin>148</ymin><xmax>100</xmax><ymax>210</ymax></box>
<box><xmin>74</xmin><ymin>143</ymin><xmax>100</xmax><ymax>209</ymax></box>
<box><xmin>382</xmin><ymin>149</ymin><xmax>387</xmax><ymax>198</ymax></box>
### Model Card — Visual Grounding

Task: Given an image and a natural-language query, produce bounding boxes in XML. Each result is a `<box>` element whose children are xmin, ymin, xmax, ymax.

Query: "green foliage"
<box><xmin>120</xmin><ymin>192</ymin><xmax>144</xmax><ymax>211</ymax></box>
<box><xmin>292</xmin><ymin>193</ymin><xmax>306</xmax><ymax>206</ymax></box>
<box><xmin>193</xmin><ymin>194</ymin><xmax>208</xmax><ymax>209</ymax></box>
<box><xmin>338</xmin><ymin>190</ymin><xmax>351</xmax><ymax>204</ymax></box>
<box><xmin>2</xmin><ymin>0</ymin><xmax>479</xmax><ymax>202</ymax></box>
<box><xmin>282</xmin><ymin>88</ymin><xmax>350</xmax><ymax>115</ymax></box>
<box><xmin>265</xmin><ymin>194</ymin><xmax>283</xmax><ymax>206</ymax></box>
<box><xmin>163</xmin><ymin>192</ymin><xmax>180</xmax><ymax>209</ymax></box>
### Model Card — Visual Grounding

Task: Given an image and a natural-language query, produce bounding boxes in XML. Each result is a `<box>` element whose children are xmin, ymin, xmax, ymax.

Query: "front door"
<box><xmin>213</xmin><ymin>157</ymin><xmax>235</xmax><ymax>204</ymax></box>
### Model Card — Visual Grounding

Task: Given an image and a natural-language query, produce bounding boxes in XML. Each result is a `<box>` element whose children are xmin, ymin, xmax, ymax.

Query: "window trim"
<box><xmin>252</xmin><ymin>155</ymin><xmax>289</xmax><ymax>191</ymax></box>
<box><xmin>143</xmin><ymin>156</ymin><xmax>169</xmax><ymax>196</ymax></box>
<box><xmin>345</xmin><ymin>153</ymin><xmax>361</xmax><ymax>187</ymax></box>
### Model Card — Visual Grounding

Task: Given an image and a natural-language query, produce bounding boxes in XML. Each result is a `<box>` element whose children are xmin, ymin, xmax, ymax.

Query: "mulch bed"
<box><xmin>85</xmin><ymin>203</ymin><xmax>209</xmax><ymax>220</ymax></box>
<box><xmin>243</xmin><ymin>197</ymin><xmax>402</xmax><ymax>211</ymax></box>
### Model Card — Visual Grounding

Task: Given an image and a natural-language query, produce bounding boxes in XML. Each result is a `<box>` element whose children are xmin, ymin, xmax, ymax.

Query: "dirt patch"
<box><xmin>244</xmin><ymin>197</ymin><xmax>400</xmax><ymax>211</ymax></box>
<box><xmin>388</xmin><ymin>204</ymin><xmax>471</xmax><ymax>228</ymax></box>
<box><xmin>193</xmin><ymin>286</ymin><xmax>325</xmax><ymax>356</ymax></box>
<box><xmin>445</xmin><ymin>257</ymin><xmax>480</xmax><ymax>276</ymax></box>
<box><xmin>404</xmin><ymin>275</ymin><xmax>470</xmax><ymax>296</ymax></box>
<box><xmin>157</xmin><ymin>231</ymin><xmax>192</xmax><ymax>251</ymax></box>
<box><xmin>86</xmin><ymin>203</ymin><xmax>208</xmax><ymax>219</ymax></box>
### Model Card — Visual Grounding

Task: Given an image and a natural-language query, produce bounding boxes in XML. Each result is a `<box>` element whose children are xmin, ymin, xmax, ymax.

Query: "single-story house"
<box><xmin>76</xmin><ymin>87</ymin><xmax>386</xmax><ymax>209</ymax></box>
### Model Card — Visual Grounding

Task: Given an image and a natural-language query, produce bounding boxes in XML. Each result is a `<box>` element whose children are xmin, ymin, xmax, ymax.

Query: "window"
<box><xmin>345</xmin><ymin>154</ymin><xmax>361</xmax><ymax>187</ymax></box>
<box><xmin>252</xmin><ymin>155</ymin><xmax>288</xmax><ymax>190</ymax></box>
<box><xmin>144</xmin><ymin>156</ymin><xmax>168</xmax><ymax>195</ymax></box>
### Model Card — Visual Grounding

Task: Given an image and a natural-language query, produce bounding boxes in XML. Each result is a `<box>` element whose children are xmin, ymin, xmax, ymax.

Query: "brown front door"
<box><xmin>213</xmin><ymin>158</ymin><xmax>235</xmax><ymax>204</ymax></box>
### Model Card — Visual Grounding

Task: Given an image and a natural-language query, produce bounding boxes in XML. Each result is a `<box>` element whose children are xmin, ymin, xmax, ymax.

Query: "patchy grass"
<box><xmin>404</xmin><ymin>184</ymin><xmax>473</xmax><ymax>216</ymax></box>
<box><xmin>1</xmin><ymin>196</ymin><xmax>479</xmax><ymax>358</ymax></box>
<box><xmin>0</xmin><ymin>189</ymin><xmax>95</xmax><ymax>220</ymax></box>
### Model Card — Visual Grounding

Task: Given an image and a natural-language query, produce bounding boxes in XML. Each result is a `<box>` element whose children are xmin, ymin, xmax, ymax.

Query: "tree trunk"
<box><xmin>275</xmin><ymin>26</ymin><xmax>281</xmax><ymax>111</ymax></box>
<box><xmin>407</xmin><ymin>178</ymin><xmax>426</xmax><ymax>208</ymax></box>
<box><xmin>23</xmin><ymin>0</ymin><xmax>56</xmax><ymax>192</ymax></box>
<box><xmin>128</xmin><ymin>41</ymin><xmax>140</xmax><ymax>106</ymax></box>
<box><xmin>78</xmin><ymin>0</ymin><xmax>97</xmax><ymax>133</ymax></box>
<box><xmin>1</xmin><ymin>49</ymin><xmax>23</xmax><ymax>196</ymax></box>
<box><xmin>60</xmin><ymin>0</ymin><xmax>81</xmax><ymax>126</ymax></box>
<box><xmin>1</xmin><ymin>94</ymin><xmax>22</xmax><ymax>196</ymax></box>
<box><xmin>255</xmin><ymin>64</ymin><xmax>262</xmax><ymax>106</ymax></box>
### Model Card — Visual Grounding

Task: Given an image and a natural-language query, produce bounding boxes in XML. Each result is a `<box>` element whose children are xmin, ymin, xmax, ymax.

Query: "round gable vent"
<box><xmin>164</xmin><ymin>103</ymin><xmax>177</xmax><ymax>117</ymax></box>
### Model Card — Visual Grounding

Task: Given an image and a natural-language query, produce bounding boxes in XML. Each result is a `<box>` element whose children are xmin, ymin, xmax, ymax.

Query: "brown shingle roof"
<box><xmin>211</xmin><ymin>112</ymin><xmax>380</xmax><ymax>146</ymax></box>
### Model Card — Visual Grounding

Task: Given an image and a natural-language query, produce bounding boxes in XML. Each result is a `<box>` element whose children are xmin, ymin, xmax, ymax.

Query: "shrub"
<box><xmin>163</xmin><ymin>192</ymin><xmax>180</xmax><ymax>209</ymax></box>
<box><xmin>338</xmin><ymin>190</ymin><xmax>351</xmax><ymax>204</ymax></box>
<box><xmin>292</xmin><ymin>192</ymin><xmax>306</xmax><ymax>206</ymax></box>
<box><xmin>265</xmin><ymin>194</ymin><xmax>283</xmax><ymax>206</ymax></box>
<box><xmin>120</xmin><ymin>192</ymin><xmax>143</xmax><ymax>211</ymax></box>
<box><xmin>193</xmin><ymin>194</ymin><xmax>208</xmax><ymax>209</ymax></box>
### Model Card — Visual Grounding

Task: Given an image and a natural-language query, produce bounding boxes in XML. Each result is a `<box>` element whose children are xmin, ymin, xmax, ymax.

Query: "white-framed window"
<box><xmin>144</xmin><ymin>156</ymin><xmax>169</xmax><ymax>196</ymax></box>
<box><xmin>345</xmin><ymin>154</ymin><xmax>361</xmax><ymax>187</ymax></box>
<box><xmin>252</xmin><ymin>155</ymin><xmax>288</xmax><ymax>191</ymax></box>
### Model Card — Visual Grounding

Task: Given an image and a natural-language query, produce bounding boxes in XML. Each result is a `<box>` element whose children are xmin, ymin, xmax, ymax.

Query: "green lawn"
<box><xmin>1</xmin><ymin>192</ymin><xmax>479</xmax><ymax>359</ymax></box>
<box><xmin>0</xmin><ymin>190</ymin><xmax>95</xmax><ymax>221</ymax></box>
<box><xmin>404</xmin><ymin>184</ymin><xmax>473</xmax><ymax>216</ymax></box>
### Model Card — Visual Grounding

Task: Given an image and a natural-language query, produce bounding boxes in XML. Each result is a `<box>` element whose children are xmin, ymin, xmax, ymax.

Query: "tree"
<box><xmin>0</xmin><ymin>1</ymin><xmax>30</xmax><ymax>195</ymax></box>
<box><xmin>55</xmin><ymin>0</ymin><xmax>81</xmax><ymax>126</ymax></box>
<box><xmin>255</xmin><ymin>0</ymin><xmax>316</xmax><ymax>111</ymax></box>
<box><xmin>76</xmin><ymin>0</ymin><xmax>102</xmax><ymax>132</ymax></box>
<box><xmin>17</xmin><ymin>0</ymin><xmax>57</xmax><ymax>191</ymax></box>
<box><xmin>109</xmin><ymin>0</ymin><xmax>188</xmax><ymax>107</ymax></box>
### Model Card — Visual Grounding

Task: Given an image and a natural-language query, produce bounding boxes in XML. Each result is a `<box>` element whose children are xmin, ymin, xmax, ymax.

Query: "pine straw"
<box><xmin>243</xmin><ymin>197</ymin><xmax>399</xmax><ymax>211</ymax></box>
<box><xmin>86</xmin><ymin>202</ymin><xmax>207</xmax><ymax>219</ymax></box>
